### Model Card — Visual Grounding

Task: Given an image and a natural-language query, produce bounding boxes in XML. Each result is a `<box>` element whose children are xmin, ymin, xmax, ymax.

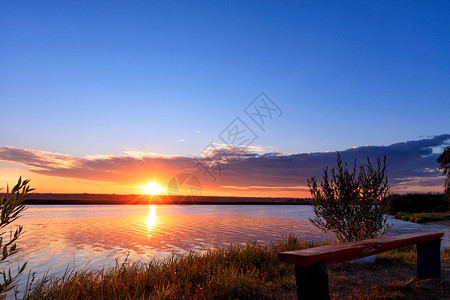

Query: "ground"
<box><xmin>328</xmin><ymin>262</ymin><xmax>449</xmax><ymax>299</ymax></box>
<box><xmin>329</xmin><ymin>220</ymin><xmax>449</xmax><ymax>299</ymax></box>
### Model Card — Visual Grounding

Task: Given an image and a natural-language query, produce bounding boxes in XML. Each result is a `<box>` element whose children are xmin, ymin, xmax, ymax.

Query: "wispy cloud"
<box><xmin>0</xmin><ymin>147</ymin><xmax>76</xmax><ymax>169</ymax></box>
<box><xmin>0</xmin><ymin>134</ymin><xmax>448</xmax><ymax>195</ymax></box>
<box><xmin>221</xmin><ymin>185</ymin><xmax>309</xmax><ymax>191</ymax></box>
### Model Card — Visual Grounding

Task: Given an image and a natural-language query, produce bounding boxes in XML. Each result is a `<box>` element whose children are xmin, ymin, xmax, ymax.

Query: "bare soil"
<box><xmin>328</xmin><ymin>262</ymin><xmax>450</xmax><ymax>299</ymax></box>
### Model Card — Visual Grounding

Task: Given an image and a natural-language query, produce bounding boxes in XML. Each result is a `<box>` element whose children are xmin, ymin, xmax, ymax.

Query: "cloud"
<box><xmin>0</xmin><ymin>147</ymin><xmax>195</xmax><ymax>186</ymax></box>
<box><xmin>214</xmin><ymin>134</ymin><xmax>450</xmax><ymax>192</ymax></box>
<box><xmin>0</xmin><ymin>147</ymin><xmax>76</xmax><ymax>169</ymax></box>
<box><xmin>0</xmin><ymin>134</ymin><xmax>449</xmax><ymax>195</ymax></box>
<box><xmin>221</xmin><ymin>185</ymin><xmax>309</xmax><ymax>191</ymax></box>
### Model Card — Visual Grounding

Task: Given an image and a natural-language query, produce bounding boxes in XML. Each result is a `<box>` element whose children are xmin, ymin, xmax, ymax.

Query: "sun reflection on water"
<box><xmin>147</xmin><ymin>205</ymin><xmax>157</xmax><ymax>233</ymax></box>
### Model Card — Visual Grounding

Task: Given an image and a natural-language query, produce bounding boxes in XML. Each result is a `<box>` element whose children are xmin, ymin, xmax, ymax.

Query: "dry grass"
<box><xmin>25</xmin><ymin>238</ymin><xmax>450</xmax><ymax>300</ymax></box>
<box><xmin>395</xmin><ymin>211</ymin><xmax>450</xmax><ymax>223</ymax></box>
<box><xmin>330</xmin><ymin>245</ymin><xmax>450</xmax><ymax>299</ymax></box>
<box><xmin>26</xmin><ymin>235</ymin><xmax>321</xmax><ymax>299</ymax></box>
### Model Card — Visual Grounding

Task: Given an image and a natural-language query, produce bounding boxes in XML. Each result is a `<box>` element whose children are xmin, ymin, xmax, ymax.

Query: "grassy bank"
<box><xmin>395</xmin><ymin>211</ymin><xmax>450</xmax><ymax>223</ymax></box>
<box><xmin>25</xmin><ymin>236</ymin><xmax>449</xmax><ymax>300</ymax></box>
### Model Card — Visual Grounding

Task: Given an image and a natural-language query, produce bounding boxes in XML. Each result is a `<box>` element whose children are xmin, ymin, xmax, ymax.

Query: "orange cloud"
<box><xmin>0</xmin><ymin>134</ymin><xmax>449</xmax><ymax>196</ymax></box>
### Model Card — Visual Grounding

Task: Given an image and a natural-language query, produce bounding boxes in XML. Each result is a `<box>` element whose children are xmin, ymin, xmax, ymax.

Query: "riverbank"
<box><xmin>25</xmin><ymin>236</ymin><xmax>450</xmax><ymax>299</ymax></box>
<box><xmin>22</xmin><ymin>193</ymin><xmax>312</xmax><ymax>205</ymax></box>
<box><xmin>395</xmin><ymin>211</ymin><xmax>450</xmax><ymax>224</ymax></box>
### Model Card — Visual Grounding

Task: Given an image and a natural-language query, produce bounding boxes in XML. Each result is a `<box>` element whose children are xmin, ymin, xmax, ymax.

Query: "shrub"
<box><xmin>0</xmin><ymin>177</ymin><xmax>33</xmax><ymax>298</ymax></box>
<box><xmin>307</xmin><ymin>153</ymin><xmax>391</xmax><ymax>242</ymax></box>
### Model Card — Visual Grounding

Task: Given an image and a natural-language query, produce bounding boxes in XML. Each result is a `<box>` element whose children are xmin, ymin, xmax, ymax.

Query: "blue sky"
<box><xmin>0</xmin><ymin>1</ymin><xmax>449</xmax><ymax>194</ymax></box>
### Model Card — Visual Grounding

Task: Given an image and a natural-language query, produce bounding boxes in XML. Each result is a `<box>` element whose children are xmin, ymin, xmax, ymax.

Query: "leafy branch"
<box><xmin>0</xmin><ymin>177</ymin><xmax>33</xmax><ymax>298</ymax></box>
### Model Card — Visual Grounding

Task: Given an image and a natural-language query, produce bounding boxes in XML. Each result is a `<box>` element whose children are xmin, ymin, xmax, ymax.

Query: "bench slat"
<box><xmin>278</xmin><ymin>231</ymin><xmax>444</xmax><ymax>267</ymax></box>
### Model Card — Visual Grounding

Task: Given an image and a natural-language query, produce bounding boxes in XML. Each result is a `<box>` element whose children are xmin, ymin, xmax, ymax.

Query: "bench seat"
<box><xmin>278</xmin><ymin>231</ymin><xmax>444</xmax><ymax>266</ymax></box>
<box><xmin>278</xmin><ymin>231</ymin><xmax>444</xmax><ymax>300</ymax></box>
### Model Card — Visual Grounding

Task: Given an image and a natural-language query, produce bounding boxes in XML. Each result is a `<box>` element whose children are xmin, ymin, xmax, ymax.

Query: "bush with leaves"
<box><xmin>307</xmin><ymin>153</ymin><xmax>391</xmax><ymax>242</ymax></box>
<box><xmin>0</xmin><ymin>177</ymin><xmax>33</xmax><ymax>298</ymax></box>
<box><xmin>437</xmin><ymin>146</ymin><xmax>450</xmax><ymax>202</ymax></box>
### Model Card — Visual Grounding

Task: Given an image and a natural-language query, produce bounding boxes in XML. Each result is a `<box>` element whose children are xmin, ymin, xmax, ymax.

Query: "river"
<box><xmin>4</xmin><ymin>205</ymin><xmax>448</xmax><ymax>293</ymax></box>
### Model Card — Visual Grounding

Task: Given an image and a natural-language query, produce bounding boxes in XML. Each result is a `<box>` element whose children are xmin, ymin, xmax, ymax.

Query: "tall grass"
<box><xmin>395</xmin><ymin>211</ymin><xmax>450</xmax><ymax>223</ymax></box>
<box><xmin>27</xmin><ymin>235</ymin><xmax>324</xmax><ymax>300</ymax></box>
<box><xmin>25</xmin><ymin>237</ymin><xmax>450</xmax><ymax>299</ymax></box>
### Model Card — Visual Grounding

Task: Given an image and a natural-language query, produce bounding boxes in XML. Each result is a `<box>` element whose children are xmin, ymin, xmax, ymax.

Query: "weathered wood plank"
<box><xmin>278</xmin><ymin>231</ymin><xmax>444</xmax><ymax>267</ymax></box>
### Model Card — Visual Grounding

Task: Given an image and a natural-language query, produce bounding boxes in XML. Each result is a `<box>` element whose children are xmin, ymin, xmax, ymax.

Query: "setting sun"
<box><xmin>143</xmin><ymin>182</ymin><xmax>164</xmax><ymax>195</ymax></box>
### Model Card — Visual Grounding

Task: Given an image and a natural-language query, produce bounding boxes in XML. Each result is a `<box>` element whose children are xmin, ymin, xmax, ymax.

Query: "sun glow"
<box><xmin>143</xmin><ymin>182</ymin><xmax>164</xmax><ymax>195</ymax></box>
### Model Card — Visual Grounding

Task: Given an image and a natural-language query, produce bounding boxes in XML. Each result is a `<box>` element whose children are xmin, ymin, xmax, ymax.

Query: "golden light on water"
<box><xmin>142</xmin><ymin>182</ymin><xmax>165</xmax><ymax>195</ymax></box>
<box><xmin>147</xmin><ymin>205</ymin><xmax>157</xmax><ymax>232</ymax></box>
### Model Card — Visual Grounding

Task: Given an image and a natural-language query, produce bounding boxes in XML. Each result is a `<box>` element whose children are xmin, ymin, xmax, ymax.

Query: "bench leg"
<box><xmin>295</xmin><ymin>260</ymin><xmax>330</xmax><ymax>300</ymax></box>
<box><xmin>417</xmin><ymin>238</ymin><xmax>441</xmax><ymax>277</ymax></box>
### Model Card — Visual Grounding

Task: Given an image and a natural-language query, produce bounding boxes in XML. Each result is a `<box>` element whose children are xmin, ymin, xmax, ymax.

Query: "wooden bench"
<box><xmin>278</xmin><ymin>231</ymin><xmax>444</xmax><ymax>300</ymax></box>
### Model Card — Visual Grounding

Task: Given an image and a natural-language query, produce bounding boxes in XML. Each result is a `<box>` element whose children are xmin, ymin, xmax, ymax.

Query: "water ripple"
<box><xmin>5</xmin><ymin>204</ymin><xmax>447</xmax><ymax>286</ymax></box>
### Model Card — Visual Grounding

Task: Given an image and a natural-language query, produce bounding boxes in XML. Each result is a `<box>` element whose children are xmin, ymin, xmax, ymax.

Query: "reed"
<box><xmin>27</xmin><ymin>235</ymin><xmax>323</xmax><ymax>299</ymax></box>
<box><xmin>26</xmin><ymin>236</ymin><xmax>449</xmax><ymax>300</ymax></box>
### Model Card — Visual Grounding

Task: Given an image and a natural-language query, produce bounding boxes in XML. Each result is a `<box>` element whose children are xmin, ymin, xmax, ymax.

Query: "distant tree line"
<box><xmin>387</xmin><ymin>193</ymin><xmax>448</xmax><ymax>214</ymax></box>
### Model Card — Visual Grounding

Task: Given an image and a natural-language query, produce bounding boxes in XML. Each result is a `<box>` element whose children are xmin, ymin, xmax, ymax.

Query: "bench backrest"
<box><xmin>278</xmin><ymin>231</ymin><xmax>444</xmax><ymax>267</ymax></box>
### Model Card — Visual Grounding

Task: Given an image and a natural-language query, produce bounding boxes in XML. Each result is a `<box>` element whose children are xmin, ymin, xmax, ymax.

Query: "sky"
<box><xmin>1</xmin><ymin>1</ymin><xmax>449</xmax><ymax>196</ymax></box>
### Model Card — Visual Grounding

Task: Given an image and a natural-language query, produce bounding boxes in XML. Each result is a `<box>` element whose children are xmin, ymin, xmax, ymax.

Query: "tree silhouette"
<box><xmin>437</xmin><ymin>146</ymin><xmax>450</xmax><ymax>199</ymax></box>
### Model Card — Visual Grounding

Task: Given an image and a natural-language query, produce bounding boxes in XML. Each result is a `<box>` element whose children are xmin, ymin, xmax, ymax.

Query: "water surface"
<box><xmin>8</xmin><ymin>205</ymin><xmax>449</xmax><ymax>280</ymax></box>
